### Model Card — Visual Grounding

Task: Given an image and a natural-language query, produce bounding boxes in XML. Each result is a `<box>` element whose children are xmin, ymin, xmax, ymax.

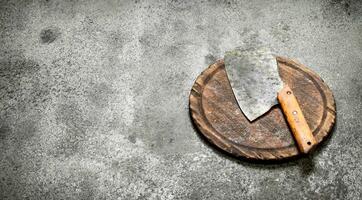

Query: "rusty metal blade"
<box><xmin>224</xmin><ymin>47</ymin><xmax>284</xmax><ymax>121</ymax></box>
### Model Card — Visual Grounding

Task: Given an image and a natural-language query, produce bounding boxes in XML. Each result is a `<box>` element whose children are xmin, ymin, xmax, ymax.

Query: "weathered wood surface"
<box><xmin>189</xmin><ymin>57</ymin><xmax>336</xmax><ymax>160</ymax></box>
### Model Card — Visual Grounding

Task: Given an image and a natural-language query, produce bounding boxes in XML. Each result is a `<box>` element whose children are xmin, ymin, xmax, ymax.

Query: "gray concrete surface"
<box><xmin>0</xmin><ymin>0</ymin><xmax>361</xmax><ymax>199</ymax></box>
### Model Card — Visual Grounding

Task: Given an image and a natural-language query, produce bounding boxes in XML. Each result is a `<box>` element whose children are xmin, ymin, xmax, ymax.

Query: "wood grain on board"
<box><xmin>189</xmin><ymin>57</ymin><xmax>336</xmax><ymax>160</ymax></box>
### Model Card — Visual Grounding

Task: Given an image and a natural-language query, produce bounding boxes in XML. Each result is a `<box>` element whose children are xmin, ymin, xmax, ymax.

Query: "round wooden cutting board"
<box><xmin>189</xmin><ymin>57</ymin><xmax>336</xmax><ymax>160</ymax></box>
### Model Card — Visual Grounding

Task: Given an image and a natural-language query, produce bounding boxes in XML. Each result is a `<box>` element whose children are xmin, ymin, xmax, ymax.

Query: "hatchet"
<box><xmin>224</xmin><ymin>47</ymin><xmax>317</xmax><ymax>153</ymax></box>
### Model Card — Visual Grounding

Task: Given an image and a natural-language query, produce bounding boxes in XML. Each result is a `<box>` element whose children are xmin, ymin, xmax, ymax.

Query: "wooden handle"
<box><xmin>277</xmin><ymin>85</ymin><xmax>317</xmax><ymax>153</ymax></box>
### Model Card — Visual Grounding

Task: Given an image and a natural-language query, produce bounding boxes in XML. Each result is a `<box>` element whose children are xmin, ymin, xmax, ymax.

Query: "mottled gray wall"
<box><xmin>0</xmin><ymin>0</ymin><xmax>361</xmax><ymax>199</ymax></box>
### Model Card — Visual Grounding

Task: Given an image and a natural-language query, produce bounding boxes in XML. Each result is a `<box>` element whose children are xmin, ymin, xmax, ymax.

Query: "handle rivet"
<box><xmin>286</xmin><ymin>91</ymin><xmax>292</xmax><ymax>95</ymax></box>
<box><xmin>292</xmin><ymin>111</ymin><xmax>297</xmax><ymax>115</ymax></box>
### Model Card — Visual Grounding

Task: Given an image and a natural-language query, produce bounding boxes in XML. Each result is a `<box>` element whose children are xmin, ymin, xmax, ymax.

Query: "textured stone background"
<box><xmin>0</xmin><ymin>0</ymin><xmax>361</xmax><ymax>199</ymax></box>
